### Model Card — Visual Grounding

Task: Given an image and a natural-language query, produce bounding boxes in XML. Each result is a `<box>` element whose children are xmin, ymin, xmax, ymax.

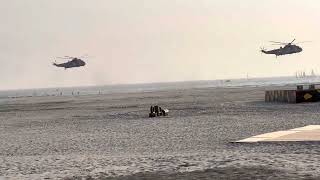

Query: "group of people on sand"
<box><xmin>149</xmin><ymin>105</ymin><xmax>169</xmax><ymax>118</ymax></box>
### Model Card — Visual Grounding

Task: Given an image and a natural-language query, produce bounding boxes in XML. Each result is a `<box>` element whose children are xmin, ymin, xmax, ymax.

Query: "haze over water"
<box><xmin>1</xmin><ymin>76</ymin><xmax>320</xmax><ymax>99</ymax></box>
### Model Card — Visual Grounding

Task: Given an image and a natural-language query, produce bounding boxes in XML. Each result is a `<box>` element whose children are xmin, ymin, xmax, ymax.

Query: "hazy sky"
<box><xmin>1</xmin><ymin>0</ymin><xmax>320</xmax><ymax>90</ymax></box>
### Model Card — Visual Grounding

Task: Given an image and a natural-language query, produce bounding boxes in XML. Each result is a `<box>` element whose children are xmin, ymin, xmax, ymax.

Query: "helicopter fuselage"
<box><xmin>53</xmin><ymin>58</ymin><xmax>86</xmax><ymax>69</ymax></box>
<box><xmin>261</xmin><ymin>44</ymin><xmax>302</xmax><ymax>57</ymax></box>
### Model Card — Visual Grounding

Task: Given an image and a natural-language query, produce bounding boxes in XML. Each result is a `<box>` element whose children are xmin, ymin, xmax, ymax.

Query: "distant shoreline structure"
<box><xmin>0</xmin><ymin>75</ymin><xmax>316</xmax><ymax>92</ymax></box>
<box><xmin>295</xmin><ymin>69</ymin><xmax>317</xmax><ymax>79</ymax></box>
<box><xmin>2</xmin><ymin>76</ymin><xmax>320</xmax><ymax>99</ymax></box>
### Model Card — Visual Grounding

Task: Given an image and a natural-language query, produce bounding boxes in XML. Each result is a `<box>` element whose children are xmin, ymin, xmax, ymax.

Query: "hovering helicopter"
<box><xmin>53</xmin><ymin>56</ymin><xmax>86</xmax><ymax>69</ymax></box>
<box><xmin>260</xmin><ymin>39</ymin><xmax>308</xmax><ymax>57</ymax></box>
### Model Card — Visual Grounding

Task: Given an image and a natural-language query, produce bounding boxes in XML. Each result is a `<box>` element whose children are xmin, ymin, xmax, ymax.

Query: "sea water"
<box><xmin>0</xmin><ymin>76</ymin><xmax>319</xmax><ymax>99</ymax></box>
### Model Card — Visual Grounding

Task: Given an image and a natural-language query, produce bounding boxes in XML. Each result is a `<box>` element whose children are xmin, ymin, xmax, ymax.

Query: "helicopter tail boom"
<box><xmin>53</xmin><ymin>62</ymin><xmax>64</xmax><ymax>67</ymax></box>
<box><xmin>260</xmin><ymin>47</ymin><xmax>268</xmax><ymax>54</ymax></box>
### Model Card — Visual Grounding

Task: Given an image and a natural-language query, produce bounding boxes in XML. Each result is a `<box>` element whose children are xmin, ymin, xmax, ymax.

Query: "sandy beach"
<box><xmin>1</xmin><ymin>86</ymin><xmax>320</xmax><ymax>179</ymax></box>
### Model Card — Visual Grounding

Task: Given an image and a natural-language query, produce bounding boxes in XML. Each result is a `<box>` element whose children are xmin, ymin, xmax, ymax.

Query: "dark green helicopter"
<box><xmin>53</xmin><ymin>56</ymin><xmax>86</xmax><ymax>69</ymax></box>
<box><xmin>261</xmin><ymin>39</ymin><xmax>309</xmax><ymax>57</ymax></box>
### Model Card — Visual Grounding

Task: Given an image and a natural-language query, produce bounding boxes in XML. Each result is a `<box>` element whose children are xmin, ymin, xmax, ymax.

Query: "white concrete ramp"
<box><xmin>235</xmin><ymin>125</ymin><xmax>320</xmax><ymax>143</ymax></box>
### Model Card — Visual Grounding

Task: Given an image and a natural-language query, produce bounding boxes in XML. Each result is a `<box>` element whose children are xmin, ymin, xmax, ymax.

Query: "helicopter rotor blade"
<box><xmin>290</xmin><ymin>39</ymin><xmax>296</xmax><ymax>44</ymax></box>
<box><xmin>271</xmin><ymin>43</ymin><xmax>287</xmax><ymax>45</ymax></box>
<box><xmin>80</xmin><ymin>54</ymin><xmax>89</xmax><ymax>58</ymax></box>
<box><xmin>56</xmin><ymin>57</ymin><xmax>70</xmax><ymax>59</ymax></box>
<box><xmin>295</xmin><ymin>41</ymin><xmax>312</xmax><ymax>44</ymax></box>
<box><xmin>80</xmin><ymin>54</ymin><xmax>95</xmax><ymax>60</ymax></box>
<box><xmin>269</xmin><ymin>41</ymin><xmax>286</xmax><ymax>44</ymax></box>
<box><xmin>64</xmin><ymin>56</ymin><xmax>74</xmax><ymax>59</ymax></box>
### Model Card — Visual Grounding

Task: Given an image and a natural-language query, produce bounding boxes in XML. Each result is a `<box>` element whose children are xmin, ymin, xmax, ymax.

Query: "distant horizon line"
<box><xmin>0</xmin><ymin>75</ymin><xmax>307</xmax><ymax>92</ymax></box>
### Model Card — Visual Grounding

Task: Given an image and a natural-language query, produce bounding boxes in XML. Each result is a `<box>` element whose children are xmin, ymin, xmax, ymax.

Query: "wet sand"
<box><xmin>1</xmin><ymin>86</ymin><xmax>320</xmax><ymax>179</ymax></box>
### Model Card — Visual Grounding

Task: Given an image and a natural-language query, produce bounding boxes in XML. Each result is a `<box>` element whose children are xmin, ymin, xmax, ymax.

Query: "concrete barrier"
<box><xmin>265</xmin><ymin>88</ymin><xmax>320</xmax><ymax>103</ymax></box>
<box><xmin>265</xmin><ymin>90</ymin><xmax>296</xmax><ymax>103</ymax></box>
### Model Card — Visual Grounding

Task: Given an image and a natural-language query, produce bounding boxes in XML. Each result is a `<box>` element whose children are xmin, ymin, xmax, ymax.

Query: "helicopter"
<box><xmin>53</xmin><ymin>56</ymin><xmax>86</xmax><ymax>69</ymax></box>
<box><xmin>260</xmin><ymin>39</ymin><xmax>307</xmax><ymax>57</ymax></box>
